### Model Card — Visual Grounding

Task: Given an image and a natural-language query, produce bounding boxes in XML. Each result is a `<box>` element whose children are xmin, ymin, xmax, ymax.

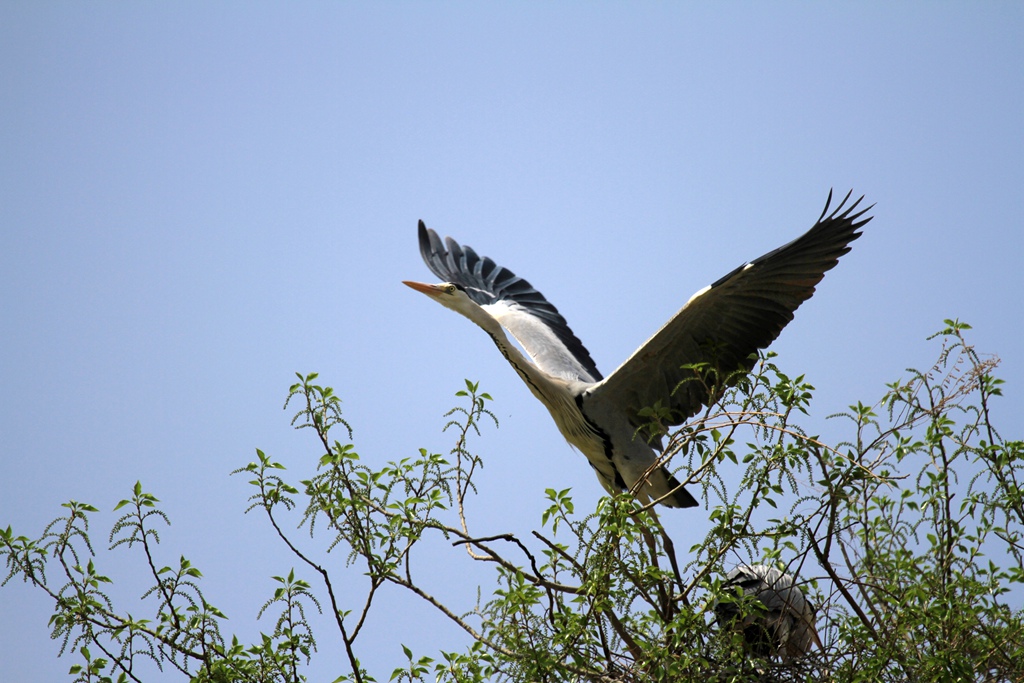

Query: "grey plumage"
<box><xmin>715</xmin><ymin>564</ymin><xmax>820</xmax><ymax>661</ymax></box>
<box><xmin>406</xmin><ymin>191</ymin><xmax>871</xmax><ymax>508</ymax></box>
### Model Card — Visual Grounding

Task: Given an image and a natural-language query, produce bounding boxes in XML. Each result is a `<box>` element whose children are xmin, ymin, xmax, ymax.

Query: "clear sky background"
<box><xmin>2</xmin><ymin>4</ymin><xmax>1022</xmax><ymax>681</ymax></box>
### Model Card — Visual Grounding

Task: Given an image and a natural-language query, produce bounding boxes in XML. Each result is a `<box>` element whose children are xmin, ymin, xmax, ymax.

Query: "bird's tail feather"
<box><xmin>644</xmin><ymin>467</ymin><xmax>698</xmax><ymax>508</ymax></box>
<box><xmin>663</xmin><ymin>470</ymin><xmax>699</xmax><ymax>508</ymax></box>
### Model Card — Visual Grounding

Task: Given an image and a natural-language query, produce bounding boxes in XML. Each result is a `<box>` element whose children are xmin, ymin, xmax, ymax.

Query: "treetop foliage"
<box><xmin>3</xmin><ymin>321</ymin><xmax>1022</xmax><ymax>682</ymax></box>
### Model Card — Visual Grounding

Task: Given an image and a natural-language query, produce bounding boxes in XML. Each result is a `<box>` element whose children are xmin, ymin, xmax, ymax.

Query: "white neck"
<box><xmin>461</xmin><ymin>303</ymin><xmax>564</xmax><ymax>404</ymax></box>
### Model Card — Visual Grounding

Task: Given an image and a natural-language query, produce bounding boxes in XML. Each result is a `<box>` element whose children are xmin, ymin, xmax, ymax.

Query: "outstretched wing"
<box><xmin>584</xmin><ymin>190</ymin><xmax>871</xmax><ymax>428</ymax></box>
<box><xmin>417</xmin><ymin>221</ymin><xmax>603</xmax><ymax>383</ymax></box>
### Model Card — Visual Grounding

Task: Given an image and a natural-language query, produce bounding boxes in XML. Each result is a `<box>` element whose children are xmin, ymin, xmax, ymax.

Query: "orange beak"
<box><xmin>402</xmin><ymin>280</ymin><xmax>443</xmax><ymax>296</ymax></box>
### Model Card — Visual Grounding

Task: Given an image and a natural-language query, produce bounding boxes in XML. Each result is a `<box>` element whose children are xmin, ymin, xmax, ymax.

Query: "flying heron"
<box><xmin>404</xmin><ymin>191</ymin><xmax>871</xmax><ymax>508</ymax></box>
<box><xmin>715</xmin><ymin>564</ymin><xmax>821</xmax><ymax>661</ymax></box>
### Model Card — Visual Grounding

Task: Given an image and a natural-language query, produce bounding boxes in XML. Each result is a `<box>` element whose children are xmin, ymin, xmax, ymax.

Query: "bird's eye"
<box><xmin>446</xmin><ymin>285</ymin><xmax>457</xmax><ymax>294</ymax></box>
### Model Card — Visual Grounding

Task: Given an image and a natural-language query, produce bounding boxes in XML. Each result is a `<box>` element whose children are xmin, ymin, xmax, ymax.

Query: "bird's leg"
<box><xmin>645</xmin><ymin>507</ymin><xmax>686</xmax><ymax>604</ymax></box>
<box><xmin>629</xmin><ymin>504</ymin><xmax>685</xmax><ymax>624</ymax></box>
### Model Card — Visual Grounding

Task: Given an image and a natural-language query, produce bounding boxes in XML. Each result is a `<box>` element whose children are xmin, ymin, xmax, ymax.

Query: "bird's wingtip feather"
<box><xmin>817</xmin><ymin>188</ymin><xmax>835</xmax><ymax>223</ymax></box>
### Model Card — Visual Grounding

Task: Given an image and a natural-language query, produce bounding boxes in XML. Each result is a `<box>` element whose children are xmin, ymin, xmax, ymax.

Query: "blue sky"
<box><xmin>2</xmin><ymin>4</ymin><xmax>1022</xmax><ymax>681</ymax></box>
